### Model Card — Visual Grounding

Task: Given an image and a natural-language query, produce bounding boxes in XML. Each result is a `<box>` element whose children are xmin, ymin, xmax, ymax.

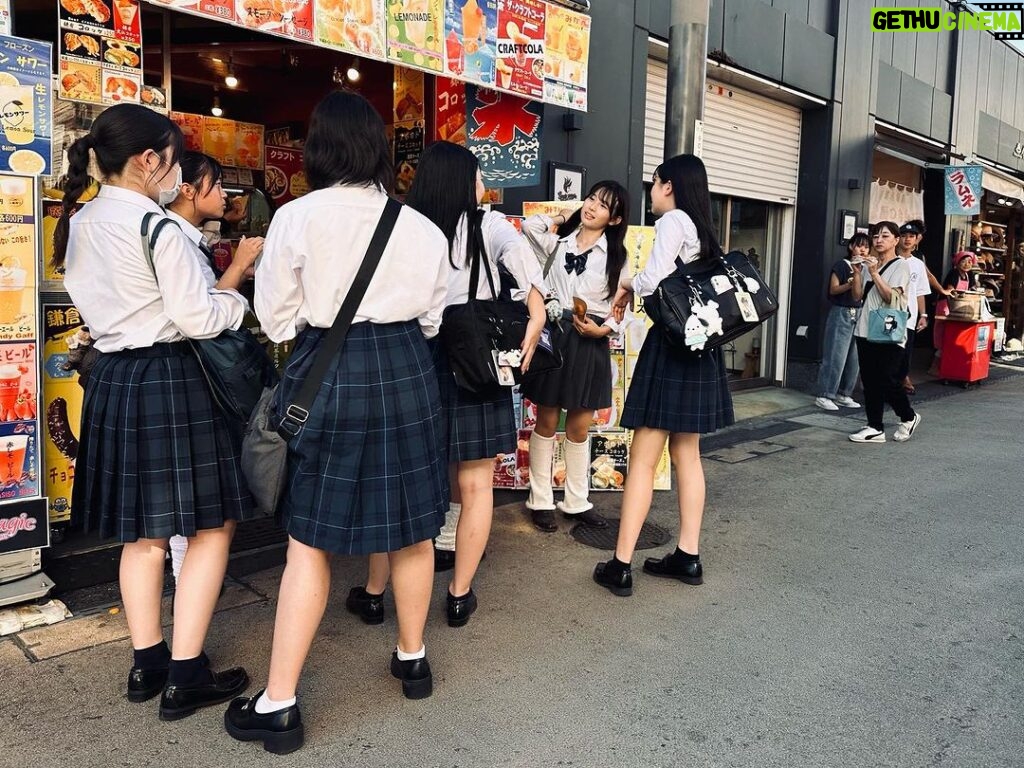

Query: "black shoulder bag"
<box><xmin>240</xmin><ymin>198</ymin><xmax>402</xmax><ymax>516</ymax></box>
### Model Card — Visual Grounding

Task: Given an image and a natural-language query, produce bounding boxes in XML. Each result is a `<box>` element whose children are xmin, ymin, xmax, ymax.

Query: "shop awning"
<box><xmin>981</xmin><ymin>169</ymin><xmax>1024</xmax><ymax>202</ymax></box>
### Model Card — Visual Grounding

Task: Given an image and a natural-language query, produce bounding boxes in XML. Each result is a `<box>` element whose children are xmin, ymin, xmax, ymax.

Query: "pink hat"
<box><xmin>953</xmin><ymin>251</ymin><xmax>976</xmax><ymax>266</ymax></box>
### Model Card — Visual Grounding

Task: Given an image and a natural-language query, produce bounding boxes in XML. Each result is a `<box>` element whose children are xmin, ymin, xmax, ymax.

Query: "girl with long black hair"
<box><xmin>593</xmin><ymin>154</ymin><xmax>734</xmax><ymax>597</ymax></box>
<box><xmin>520</xmin><ymin>181</ymin><xmax>630</xmax><ymax>532</ymax></box>
<box><xmin>55</xmin><ymin>104</ymin><xmax>252</xmax><ymax>718</ymax></box>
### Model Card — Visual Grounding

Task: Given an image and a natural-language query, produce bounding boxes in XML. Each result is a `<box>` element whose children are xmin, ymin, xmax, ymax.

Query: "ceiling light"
<box><xmin>346</xmin><ymin>59</ymin><xmax>361</xmax><ymax>82</ymax></box>
<box><xmin>211</xmin><ymin>95</ymin><xmax>223</xmax><ymax>117</ymax></box>
<box><xmin>225</xmin><ymin>56</ymin><xmax>238</xmax><ymax>88</ymax></box>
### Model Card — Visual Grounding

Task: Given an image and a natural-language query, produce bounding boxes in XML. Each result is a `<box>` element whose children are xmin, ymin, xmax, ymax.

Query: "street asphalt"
<box><xmin>1</xmin><ymin>373</ymin><xmax>1022</xmax><ymax>768</ymax></box>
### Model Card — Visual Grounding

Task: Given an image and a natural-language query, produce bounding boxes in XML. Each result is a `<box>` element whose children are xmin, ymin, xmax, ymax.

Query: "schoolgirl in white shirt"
<box><xmin>520</xmin><ymin>181</ymin><xmax>631</xmax><ymax>533</ymax></box>
<box><xmin>54</xmin><ymin>104</ymin><xmax>252</xmax><ymax>719</ymax></box>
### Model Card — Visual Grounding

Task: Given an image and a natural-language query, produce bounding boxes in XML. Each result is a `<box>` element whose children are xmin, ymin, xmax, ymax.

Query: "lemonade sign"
<box><xmin>387</xmin><ymin>0</ymin><xmax>444</xmax><ymax>72</ymax></box>
<box><xmin>0</xmin><ymin>34</ymin><xmax>52</xmax><ymax>176</ymax></box>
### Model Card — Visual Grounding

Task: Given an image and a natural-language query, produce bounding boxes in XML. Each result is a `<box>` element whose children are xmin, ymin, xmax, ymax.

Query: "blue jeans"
<box><xmin>817</xmin><ymin>305</ymin><xmax>860</xmax><ymax>399</ymax></box>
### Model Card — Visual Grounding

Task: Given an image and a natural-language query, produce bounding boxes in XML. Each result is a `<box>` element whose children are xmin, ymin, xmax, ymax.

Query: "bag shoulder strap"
<box><xmin>862</xmin><ymin>257</ymin><xmax>899</xmax><ymax>302</ymax></box>
<box><xmin>467</xmin><ymin>214</ymin><xmax>499</xmax><ymax>301</ymax></box>
<box><xmin>140</xmin><ymin>212</ymin><xmax>182</xmax><ymax>283</ymax></box>
<box><xmin>278</xmin><ymin>197</ymin><xmax>402</xmax><ymax>437</ymax></box>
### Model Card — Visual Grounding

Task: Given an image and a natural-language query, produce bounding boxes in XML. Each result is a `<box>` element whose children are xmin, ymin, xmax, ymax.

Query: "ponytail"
<box><xmin>52</xmin><ymin>134</ymin><xmax>93</xmax><ymax>271</ymax></box>
<box><xmin>50</xmin><ymin>103</ymin><xmax>184</xmax><ymax>272</ymax></box>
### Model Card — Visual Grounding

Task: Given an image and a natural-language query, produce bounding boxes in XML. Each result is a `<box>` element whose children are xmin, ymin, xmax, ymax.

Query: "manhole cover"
<box><xmin>570</xmin><ymin>518</ymin><xmax>670</xmax><ymax>550</ymax></box>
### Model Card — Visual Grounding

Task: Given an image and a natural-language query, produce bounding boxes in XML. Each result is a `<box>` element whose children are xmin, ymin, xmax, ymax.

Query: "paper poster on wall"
<box><xmin>394</xmin><ymin>67</ymin><xmax>425</xmax><ymax>122</ymax></box>
<box><xmin>394</xmin><ymin>120</ymin><xmax>424</xmax><ymax>195</ymax></box>
<box><xmin>387</xmin><ymin>0</ymin><xmax>444</xmax><ymax>72</ymax></box>
<box><xmin>264</xmin><ymin>144</ymin><xmax>305</xmax><ymax>205</ymax></box>
<box><xmin>0</xmin><ymin>35</ymin><xmax>53</xmax><ymax>176</ymax></box>
<box><xmin>58</xmin><ymin>0</ymin><xmax>144</xmax><ymax>106</ymax></box>
<box><xmin>0</xmin><ymin>420</ymin><xmax>38</xmax><ymax>501</ymax></box>
<box><xmin>521</xmin><ymin>200</ymin><xmax>581</xmax><ymax>219</ymax></box>
<box><xmin>234</xmin><ymin>122</ymin><xmax>264</xmax><ymax>169</ymax></box>
<box><xmin>0</xmin><ymin>174</ymin><xmax>37</xmax><ymax>341</ymax></box>
<box><xmin>316</xmin><ymin>0</ymin><xmax>387</xmax><ymax>58</ymax></box>
<box><xmin>543</xmin><ymin>1</ymin><xmax>588</xmax><ymax>111</ymax></box>
<box><xmin>42</xmin><ymin>304</ymin><xmax>85</xmax><ymax>525</ymax></box>
<box><xmin>203</xmin><ymin>116</ymin><xmax>237</xmax><ymax>166</ymax></box>
<box><xmin>0</xmin><ymin>0</ymin><xmax>10</xmax><ymax>36</ymax></box>
<box><xmin>433</xmin><ymin>75</ymin><xmax>467</xmax><ymax>143</ymax></box>
<box><xmin>496</xmin><ymin>0</ymin><xmax>544</xmax><ymax>97</ymax></box>
<box><xmin>465</xmin><ymin>85</ymin><xmax>541</xmax><ymax>188</ymax></box>
<box><xmin>235</xmin><ymin>0</ymin><xmax>313</xmax><ymax>41</ymax></box>
<box><xmin>0</xmin><ymin>342</ymin><xmax>36</xmax><ymax>425</ymax></box>
<box><xmin>171</xmin><ymin>111</ymin><xmax>204</xmax><ymax>151</ymax></box>
<box><xmin>444</xmin><ymin>0</ymin><xmax>496</xmax><ymax>86</ymax></box>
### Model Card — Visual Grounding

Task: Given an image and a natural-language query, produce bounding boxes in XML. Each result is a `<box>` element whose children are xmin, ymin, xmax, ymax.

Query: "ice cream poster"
<box><xmin>465</xmin><ymin>85</ymin><xmax>541</xmax><ymax>188</ymax></box>
<box><xmin>443</xmin><ymin>0</ymin><xmax>496</xmax><ymax>87</ymax></box>
<box><xmin>387</xmin><ymin>0</ymin><xmax>444</xmax><ymax>72</ymax></box>
<box><xmin>543</xmin><ymin>2</ymin><xmax>589</xmax><ymax>111</ymax></box>
<box><xmin>315</xmin><ymin>0</ymin><xmax>387</xmax><ymax>60</ymax></box>
<box><xmin>0</xmin><ymin>35</ymin><xmax>52</xmax><ymax>176</ymax></box>
<box><xmin>496</xmin><ymin>0</ymin><xmax>544</xmax><ymax>98</ymax></box>
<box><xmin>42</xmin><ymin>304</ymin><xmax>84</xmax><ymax>525</ymax></box>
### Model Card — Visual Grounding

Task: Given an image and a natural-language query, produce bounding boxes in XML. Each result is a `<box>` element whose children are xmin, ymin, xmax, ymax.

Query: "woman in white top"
<box><xmin>405</xmin><ymin>140</ymin><xmax>546</xmax><ymax>629</ymax></box>
<box><xmin>847</xmin><ymin>221</ymin><xmax>920</xmax><ymax>444</ymax></box>
<box><xmin>225</xmin><ymin>92</ymin><xmax>450</xmax><ymax>755</ymax></box>
<box><xmin>520</xmin><ymin>181</ymin><xmax>631</xmax><ymax>533</ymax></box>
<box><xmin>54</xmin><ymin>105</ymin><xmax>251</xmax><ymax>719</ymax></box>
<box><xmin>163</xmin><ymin>151</ymin><xmax>264</xmax><ymax>585</ymax></box>
<box><xmin>594</xmin><ymin>154</ymin><xmax>734</xmax><ymax>597</ymax></box>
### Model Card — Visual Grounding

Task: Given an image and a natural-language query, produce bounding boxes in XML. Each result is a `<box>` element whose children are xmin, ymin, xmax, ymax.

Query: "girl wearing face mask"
<box><xmin>53</xmin><ymin>105</ymin><xmax>253</xmax><ymax>720</ymax></box>
<box><xmin>520</xmin><ymin>181</ymin><xmax>631</xmax><ymax>533</ymax></box>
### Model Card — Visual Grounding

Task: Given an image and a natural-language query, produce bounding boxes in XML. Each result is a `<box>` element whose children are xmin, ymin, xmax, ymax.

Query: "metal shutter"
<box><xmin>645</xmin><ymin>58</ymin><xmax>802</xmax><ymax>205</ymax></box>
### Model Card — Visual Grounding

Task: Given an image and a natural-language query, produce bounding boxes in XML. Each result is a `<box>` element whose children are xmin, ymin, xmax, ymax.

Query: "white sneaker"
<box><xmin>834</xmin><ymin>395</ymin><xmax>860</xmax><ymax>408</ymax></box>
<box><xmin>849</xmin><ymin>427</ymin><xmax>886</xmax><ymax>443</ymax></box>
<box><xmin>814</xmin><ymin>397</ymin><xmax>839</xmax><ymax>411</ymax></box>
<box><xmin>893</xmin><ymin>413</ymin><xmax>921</xmax><ymax>442</ymax></box>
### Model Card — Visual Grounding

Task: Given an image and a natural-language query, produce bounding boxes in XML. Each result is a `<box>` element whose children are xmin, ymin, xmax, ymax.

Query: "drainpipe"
<box><xmin>665</xmin><ymin>0</ymin><xmax>710</xmax><ymax>156</ymax></box>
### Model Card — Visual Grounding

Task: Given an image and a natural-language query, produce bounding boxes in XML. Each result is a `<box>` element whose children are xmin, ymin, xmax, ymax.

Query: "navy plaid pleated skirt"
<box><xmin>519</xmin><ymin>314</ymin><xmax>613</xmax><ymax>411</ymax></box>
<box><xmin>620</xmin><ymin>325</ymin><xmax>734</xmax><ymax>434</ymax></box>
<box><xmin>72</xmin><ymin>342</ymin><xmax>254</xmax><ymax>542</ymax></box>
<box><xmin>430</xmin><ymin>340</ymin><xmax>516</xmax><ymax>463</ymax></box>
<box><xmin>276</xmin><ymin>322</ymin><xmax>447</xmax><ymax>555</ymax></box>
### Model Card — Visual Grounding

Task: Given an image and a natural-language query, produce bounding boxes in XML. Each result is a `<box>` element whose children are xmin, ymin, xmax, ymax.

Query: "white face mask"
<box><xmin>156</xmin><ymin>163</ymin><xmax>182</xmax><ymax>207</ymax></box>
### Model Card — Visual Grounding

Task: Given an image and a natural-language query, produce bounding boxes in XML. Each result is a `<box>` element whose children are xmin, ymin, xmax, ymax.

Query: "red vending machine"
<box><xmin>938</xmin><ymin>318</ymin><xmax>996</xmax><ymax>384</ymax></box>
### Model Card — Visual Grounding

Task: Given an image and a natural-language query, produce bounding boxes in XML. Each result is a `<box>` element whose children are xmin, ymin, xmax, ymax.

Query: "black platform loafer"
<box><xmin>531</xmin><ymin>509</ymin><xmax>558</xmax><ymax>532</ymax></box>
<box><xmin>564</xmin><ymin>509</ymin><xmax>608</xmax><ymax>528</ymax></box>
<box><xmin>446</xmin><ymin>588</ymin><xmax>478</xmax><ymax>628</ymax></box>
<box><xmin>345</xmin><ymin>586</ymin><xmax>385</xmax><ymax>625</ymax></box>
<box><xmin>643</xmin><ymin>553</ymin><xmax>703</xmax><ymax>585</ymax></box>
<box><xmin>593</xmin><ymin>561</ymin><xmax>633</xmax><ymax>597</ymax></box>
<box><xmin>390</xmin><ymin>653</ymin><xmax>433</xmax><ymax>700</ymax></box>
<box><xmin>433</xmin><ymin>547</ymin><xmax>455</xmax><ymax>572</ymax></box>
<box><xmin>224</xmin><ymin>690</ymin><xmax>304</xmax><ymax>755</ymax></box>
<box><xmin>159</xmin><ymin>667</ymin><xmax>250</xmax><ymax>721</ymax></box>
<box><xmin>127</xmin><ymin>666</ymin><xmax>168</xmax><ymax>703</ymax></box>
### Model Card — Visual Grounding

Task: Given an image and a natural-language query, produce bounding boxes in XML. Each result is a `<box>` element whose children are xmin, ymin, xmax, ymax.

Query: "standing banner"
<box><xmin>0</xmin><ymin>35</ymin><xmax>53</xmax><ymax>176</ymax></box>
<box><xmin>543</xmin><ymin>1</ymin><xmax>588</xmax><ymax>110</ymax></box>
<box><xmin>58</xmin><ymin>0</ymin><xmax>144</xmax><ymax>106</ymax></box>
<box><xmin>387</xmin><ymin>0</ymin><xmax>444</xmax><ymax>72</ymax></box>
<box><xmin>943</xmin><ymin>165</ymin><xmax>983</xmax><ymax>216</ymax></box>
<box><xmin>496</xmin><ymin>0</ymin><xmax>544</xmax><ymax>98</ymax></box>
<box><xmin>465</xmin><ymin>85</ymin><xmax>541</xmax><ymax>188</ymax></box>
<box><xmin>443</xmin><ymin>0</ymin><xmax>497</xmax><ymax>86</ymax></box>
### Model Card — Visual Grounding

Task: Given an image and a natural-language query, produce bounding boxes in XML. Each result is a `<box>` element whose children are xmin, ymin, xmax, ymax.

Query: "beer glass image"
<box><xmin>0</xmin><ymin>364</ymin><xmax>22</xmax><ymax>421</ymax></box>
<box><xmin>0</xmin><ymin>262</ymin><xmax>27</xmax><ymax>326</ymax></box>
<box><xmin>0</xmin><ymin>86</ymin><xmax>35</xmax><ymax>146</ymax></box>
<box><xmin>0</xmin><ymin>434</ymin><xmax>28</xmax><ymax>486</ymax></box>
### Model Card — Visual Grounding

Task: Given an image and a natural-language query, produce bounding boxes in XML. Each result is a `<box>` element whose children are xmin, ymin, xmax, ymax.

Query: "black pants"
<box><xmin>856</xmin><ymin>338</ymin><xmax>916</xmax><ymax>430</ymax></box>
<box><xmin>897</xmin><ymin>329</ymin><xmax>917</xmax><ymax>380</ymax></box>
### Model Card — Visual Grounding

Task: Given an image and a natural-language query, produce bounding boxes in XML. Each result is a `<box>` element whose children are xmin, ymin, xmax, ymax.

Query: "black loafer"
<box><xmin>531</xmin><ymin>509</ymin><xmax>558</xmax><ymax>532</ymax></box>
<box><xmin>643</xmin><ymin>553</ymin><xmax>703</xmax><ymax>585</ymax></box>
<box><xmin>345</xmin><ymin>586</ymin><xmax>384</xmax><ymax>625</ymax></box>
<box><xmin>127</xmin><ymin>666</ymin><xmax>168</xmax><ymax>703</ymax></box>
<box><xmin>224</xmin><ymin>689</ymin><xmax>304</xmax><ymax>755</ymax></box>
<box><xmin>593</xmin><ymin>561</ymin><xmax>633</xmax><ymax>597</ymax></box>
<box><xmin>390</xmin><ymin>652</ymin><xmax>433</xmax><ymax>700</ymax></box>
<box><xmin>446</xmin><ymin>588</ymin><xmax>478</xmax><ymax>627</ymax></box>
<box><xmin>564</xmin><ymin>509</ymin><xmax>608</xmax><ymax>528</ymax></box>
<box><xmin>433</xmin><ymin>547</ymin><xmax>455</xmax><ymax>572</ymax></box>
<box><xmin>159</xmin><ymin>666</ymin><xmax>250</xmax><ymax>721</ymax></box>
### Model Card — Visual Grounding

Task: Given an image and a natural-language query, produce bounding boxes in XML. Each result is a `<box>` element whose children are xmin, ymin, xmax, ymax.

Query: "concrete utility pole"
<box><xmin>665</xmin><ymin>0</ymin><xmax>710</xmax><ymax>157</ymax></box>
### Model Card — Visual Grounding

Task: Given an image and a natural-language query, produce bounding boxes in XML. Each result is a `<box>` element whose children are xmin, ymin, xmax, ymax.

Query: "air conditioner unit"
<box><xmin>547</xmin><ymin>0</ymin><xmax>590</xmax><ymax>12</ymax></box>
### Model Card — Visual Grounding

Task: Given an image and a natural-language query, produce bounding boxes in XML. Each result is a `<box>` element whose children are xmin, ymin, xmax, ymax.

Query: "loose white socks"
<box><xmin>255</xmin><ymin>691</ymin><xmax>296</xmax><ymax>714</ymax></box>
<box><xmin>558</xmin><ymin>437</ymin><xmax>594</xmax><ymax>514</ymax></box>
<box><xmin>525</xmin><ymin>431</ymin><xmax>556</xmax><ymax>511</ymax></box>
<box><xmin>169</xmin><ymin>535</ymin><xmax>188</xmax><ymax>584</ymax></box>
<box><xmin>396</xmin><ymin>645</ymin><xmax>426</xmax><ymax>661</ymax></box>
<box><xmin>435</xmin><ymin>503</ymin><xmax>460</xmax><ymax>552</ymax></box>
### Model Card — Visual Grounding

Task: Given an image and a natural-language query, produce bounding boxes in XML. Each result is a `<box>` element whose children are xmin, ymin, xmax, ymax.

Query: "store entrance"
<box><xmin>711</xmin><ymin>194</ymin><xmax>783</xmax><ymax>387</ymax></box>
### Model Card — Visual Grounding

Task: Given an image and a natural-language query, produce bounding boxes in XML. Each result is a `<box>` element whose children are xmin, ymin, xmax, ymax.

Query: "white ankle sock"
<box><xmin>255</xmin><ymin>690</ymin><xmax>296</xmax><ymax>714</ymax></box>
<box><xmin>396</xmin><ymin>645</ymin><xmax>426</xmax><ymax>661</ymax></box>
<box><xmin>435</xmin><ymin>504</ymin><xmax>461</xmax><ymax>552</ymax></box>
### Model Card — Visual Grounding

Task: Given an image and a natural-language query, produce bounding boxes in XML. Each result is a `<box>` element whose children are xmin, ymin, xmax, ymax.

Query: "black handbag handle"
<box><xmin>277</xmin><ymin>197</ymin><xmax>402</xmax><ymax>437</ymax></box>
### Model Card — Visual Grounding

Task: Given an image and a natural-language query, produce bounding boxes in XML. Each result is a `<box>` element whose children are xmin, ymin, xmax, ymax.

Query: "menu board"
<box><xmin>235</xmin><ymin>121</ymin><xmax>264</xmax><ymax>169</ymax></box>
<box><xmin>443</xmin><ymin>0</ymin><xmax>496</xmax><ymax>86</ymax></box>
<box><xmin>171</xmin><ymin>110</ymin><xmax>204</xmax><ymax>151</ymax></box>
<box><xmin>202</xmin><ymin>116</ymin><xmax>236</xmax><ymax>166</ymax></box>
<box><xmin>264</xmin><ymin>145</ymin><xmax>305</xmax><ymax>206</ymax></box>
<box><xmin>0</xmin><ymin>35</ymin><xmax>53</xmax><ymax>176</ymax></box>
<box><xmin>0</xmin><ymin>175</ymin><xmax>37</xmax><ymax>342</ymax></box>
<box><xmin>393</xmin><ymin>120</ymin><xmax>424</xmax><ymax>195</ymax></box>
<box><xmin>465</xmin><ymin>85</ymin><xmax>542</xmax><ymax>188</ymax></box>
<box><xmin>58</xmin><ymin>0</ymin><xmax>144</xmax><ymax>106</ymax></box>
<box><xmin>235</xmin><ymin>0</ymin><xmax>313</xmax><ymax>41</ymax></box>
<box><xmin>41</xmin><ymin>304</ymin><xmax>84</xmax><ymax>525</ymax></box>
<box><xmin>170</xmin><ymin>112</ymin><xmax>265</xmax><ymax>169</ymax></box>
<box><xmin>496</xmin><ymin>0</ymin><xmax>544</xmax><ymax>98</ymax></box>
<box><xmin>316</xmin><ymin>0</ymin><xmax>386</xmax><ymax>58</ymax></box>
<box><xmin>543</xmin><ymin>2</ymin><xmax>588</xmax><ymax>110</ymax></box>
<box><xmin>387</xmin><ymin>0</ymin><xmax>444</xmax><ymax>72</ymax></box>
